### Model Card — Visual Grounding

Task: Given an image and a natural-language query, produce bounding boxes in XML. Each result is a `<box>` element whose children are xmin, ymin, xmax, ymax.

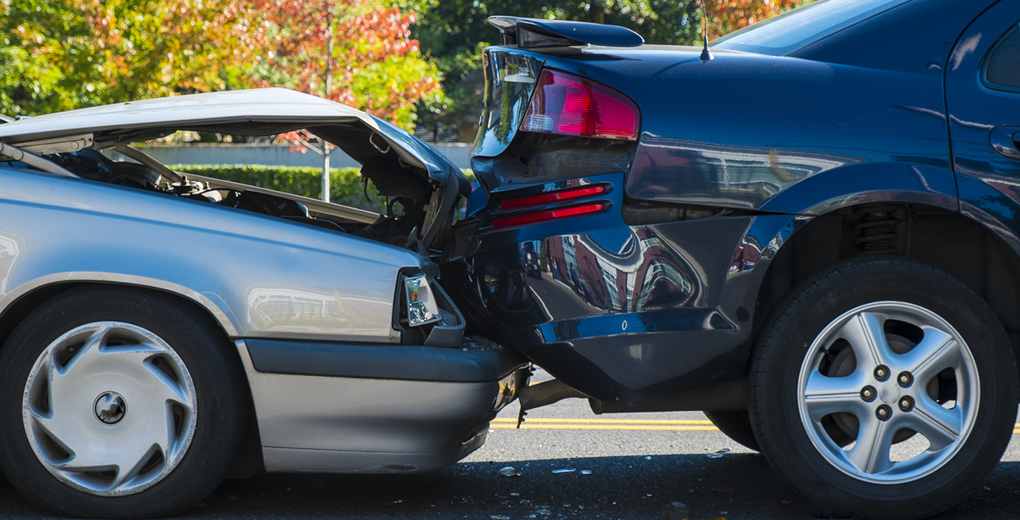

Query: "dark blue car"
<box><xmin>444</xmin><ymin>0</ymin><xmax>1020</xmax><ymax>517</ymax></box>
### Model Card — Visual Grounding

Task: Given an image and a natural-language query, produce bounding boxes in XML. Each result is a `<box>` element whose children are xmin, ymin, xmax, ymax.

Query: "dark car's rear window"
<box><xmin>712</xmin><ymin>0</ymin><xmax>910</xmax><ymax>56</ymax></box>
<box><xmin>985</xmin><ymin>25</ymin><xmax>1020</xmax><ymax>92</ymax></box>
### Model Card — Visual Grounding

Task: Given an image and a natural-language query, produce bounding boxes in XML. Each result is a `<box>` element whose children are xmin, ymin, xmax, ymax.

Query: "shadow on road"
<box><xmin>1</xmin><ymin>455</ymin><xmax>1019</xmax><ymax>519</ymax></box>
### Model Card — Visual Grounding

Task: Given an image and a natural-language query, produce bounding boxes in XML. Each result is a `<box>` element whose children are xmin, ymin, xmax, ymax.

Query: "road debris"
<box><xmin>706</xmin><ymin>448</ymin><xmax>731</xmax><ymax>459</ymax></box>
<box><xmin>498</xmin><ymin>466</ymin><xmax>520</xmax><ymax>477</ymax></box>
<box><xmin>551</xmin><ymin>468</ymin><xmax>576</xmax><ymax>474</ymax></box>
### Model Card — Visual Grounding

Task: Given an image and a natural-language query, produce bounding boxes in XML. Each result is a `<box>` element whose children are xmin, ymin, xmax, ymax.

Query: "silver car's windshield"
<box><xmin>712</xmin><ymin>0</ymin><xmax>910</xmax><ymax>56</ymax></box>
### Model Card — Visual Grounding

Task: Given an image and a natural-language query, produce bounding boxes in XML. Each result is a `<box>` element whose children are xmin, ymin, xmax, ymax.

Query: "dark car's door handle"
<box><xmin>990</xmin><ymin>125</ymin><xmax>1020</xmax><ymax>160</ymax></box>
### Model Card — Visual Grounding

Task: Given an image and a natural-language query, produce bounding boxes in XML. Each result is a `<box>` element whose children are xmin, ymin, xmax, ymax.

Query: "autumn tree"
<box><xmin>705</xmin><ymin>0</ymin><xmax>806</xmax><ymax>39</ymax></box>
<box><xmin>0</xmin><ymin>0</ymin><xmax>254</xmax><ymax>117</ymax></box>
<box><xmin>245</xmin><ymin>0</ymin><xmax>440</xmax><ymax>130</ymax></box>
<box><xmin>1</xmin><ymin>0</ymin><xmax>439</xmax><ymax>132</ymax></box>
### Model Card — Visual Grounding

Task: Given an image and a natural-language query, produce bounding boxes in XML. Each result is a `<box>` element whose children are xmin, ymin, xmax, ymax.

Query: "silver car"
<box><xmin>0</xmin><ymin>88</ymin><xmax>527</xmax><ymax>518</ymax></box>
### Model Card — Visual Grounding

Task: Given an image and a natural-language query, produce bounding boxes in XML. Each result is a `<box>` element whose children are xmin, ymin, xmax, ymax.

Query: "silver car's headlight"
<box><xmin>403</xmin><ymin>274</ymin><xmax>441</xmax><ymax>327</ymax></box>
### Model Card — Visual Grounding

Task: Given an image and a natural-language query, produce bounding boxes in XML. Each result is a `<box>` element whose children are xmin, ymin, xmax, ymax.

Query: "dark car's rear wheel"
<box><xmin>749</xmin><ymin>257</ymin><xmax>1017</xmax><ymax>519</ymax></box>
<box><xmin>0</xmin><ymin>287</ymin><xmax>246</xmax><ymax>518</ymax></box>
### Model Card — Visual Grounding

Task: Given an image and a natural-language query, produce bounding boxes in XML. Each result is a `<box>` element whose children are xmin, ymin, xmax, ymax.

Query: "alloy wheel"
<box><xmin>796</xmin><ymin>301</ymin><xmax>979</xmax><ymax>484</ymax></box>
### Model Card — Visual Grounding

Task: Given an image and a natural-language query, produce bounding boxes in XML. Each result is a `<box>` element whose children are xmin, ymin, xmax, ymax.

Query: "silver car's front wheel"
<box><xmin>0</xmin><ymin>287</ymin><xmax>246</xmax><ymax>518</ymax></box>
<box><xmin>750</xmin><ymin>258</ymin><xmax>1018</xmax><ymax>519</ymax></box>
<box><xmin>23</xmin><ymin>321</ymin><xmax>198</xmax><ymax>496</ymax></box>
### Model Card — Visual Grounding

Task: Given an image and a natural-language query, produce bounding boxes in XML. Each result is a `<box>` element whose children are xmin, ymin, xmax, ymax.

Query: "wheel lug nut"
<box><xmin>898</xmin><ymin>371</ymin><xmax>913</xmax><ymax>387</ymax></box>
<box><xmin>874</xmin><ymin>365</ymin><xmax>890</xmax><ymax>381</ymax></box>
<box><xmin>876</xmin><ymin>404</ymin><xmax>892</xmax><ymax>421</ymax></box>
<box><xmin>898</xmin><ymin>396</ymin><xmax>914</xmax><ymax>412</ymax></box>
<box><xmin>860</xmin><ymin>386</ymin><xmax>876</xmax><ymax>402</ymax></box>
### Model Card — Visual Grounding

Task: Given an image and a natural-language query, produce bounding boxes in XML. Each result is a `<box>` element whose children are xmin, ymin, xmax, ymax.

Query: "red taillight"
<box><xmin>520</xmin><ymin>69</ymin><xmax>640</xmax><ymax>141</ymax></box>
<box><xmin>499</xmin><ymin>185</ymin><xmax>607</xmax><ymax>210</ymax></box>
<box><xmin>491</xmin><ymin>203</ymin><xmax>606</xmax><ymax>228</ymax></box>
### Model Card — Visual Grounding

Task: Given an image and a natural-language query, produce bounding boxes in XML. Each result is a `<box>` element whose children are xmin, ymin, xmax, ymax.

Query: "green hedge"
<box><xmin>168</xmin><ymin>164</ymin><xmax>386</xmax><ymax>213</ymax></box>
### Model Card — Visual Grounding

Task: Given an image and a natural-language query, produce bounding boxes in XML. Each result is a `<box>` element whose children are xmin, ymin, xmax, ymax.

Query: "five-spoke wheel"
<box><xmin>750</xmin><ymin>258</ymin><xmax>1018</xmax><ymax>519</ymax></box>
<box><xmin>797</xmin><ymin>301</ymin><xmax>978</xmax><ymax>484</ymax></box>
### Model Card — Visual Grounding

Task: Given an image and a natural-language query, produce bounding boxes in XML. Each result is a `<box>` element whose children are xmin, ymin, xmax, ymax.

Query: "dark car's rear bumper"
<box><xmin>235</xmin><ymin>337</ymin><xmax>528</xmax><ymax>473</ymax></box>
<box><xmin>444</xmin><ymin>172</ymin><xmax>804</xmax><ymax>407</ymax></box>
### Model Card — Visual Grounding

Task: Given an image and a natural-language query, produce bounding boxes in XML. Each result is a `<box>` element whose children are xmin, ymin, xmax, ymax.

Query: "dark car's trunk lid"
<box><xmin>468</xmin><ymin>17</ymin><xmax>644</xmax><ymax>196</ymax></box>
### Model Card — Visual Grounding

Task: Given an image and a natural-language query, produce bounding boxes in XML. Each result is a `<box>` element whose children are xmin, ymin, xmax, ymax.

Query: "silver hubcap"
<box><xmin>797</xmin><ymin>301</ymin><xmax>979</xmax><ymax>484</ymax></box>
<box><xmin>22</xmin><ymin>322</ymin><xmax>198</xmax><ymax>496</ymax></box>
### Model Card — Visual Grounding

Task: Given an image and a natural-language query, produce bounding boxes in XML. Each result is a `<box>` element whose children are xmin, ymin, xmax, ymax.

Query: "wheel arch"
<box><xmin>754</xmin><ymin>201</ymin><xmax>1020</xmax><ymax>365</ymax></box>
<box><xmin>0</xmin><ymin>279</ymin><xmax>265</xmax><ymax>476</ymax></box>
<box><xmin>757</xmin><ymin>161</ymin><xmax>959</xmax><ymax>217</ymax></box>
<box><xmin>0</xmin><ymin>274</ymin><xmax>240</xmax><ymax>344</ymax></box>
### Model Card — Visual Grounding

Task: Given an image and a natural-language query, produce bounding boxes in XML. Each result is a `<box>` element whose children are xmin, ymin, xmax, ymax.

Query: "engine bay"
<box><xmin>34</xmin><ymin>146</ymin><xmax>435</xmax><ymax>250</ymax></box>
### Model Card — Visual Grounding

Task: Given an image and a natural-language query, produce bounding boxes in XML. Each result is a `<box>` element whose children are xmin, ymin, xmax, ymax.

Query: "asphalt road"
<box><xmin>2</xmin><ymin>373</ymin><xmax>1020</xmax><ymax>519</ymax></box>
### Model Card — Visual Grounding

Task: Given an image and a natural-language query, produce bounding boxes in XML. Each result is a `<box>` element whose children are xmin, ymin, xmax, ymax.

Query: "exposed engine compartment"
<box><xmin>38</xmin><ymin>147</ymin><xmax>433</xmax><ymax>249</ymax></box>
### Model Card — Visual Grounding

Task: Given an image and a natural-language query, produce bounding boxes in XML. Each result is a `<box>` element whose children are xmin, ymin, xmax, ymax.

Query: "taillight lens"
<box><xmin>499</xmin><ymin>185</ymin><xmax>607</xmax><ymax>210</ymax></box>
<box><xmin>520</xmin><ymin>69</ymin><xmax>640</xmax><ymax>141</ymax></box>
<box><xmin>491</xmin><ymin>203</ymin><xmax>606</xmax><ymax>228</ymax></box>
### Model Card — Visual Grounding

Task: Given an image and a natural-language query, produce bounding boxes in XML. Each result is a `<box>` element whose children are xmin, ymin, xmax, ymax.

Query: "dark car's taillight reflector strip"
<box><xmin>520</xmin><ymin>69</ymin><xmax>640</xmax><ymax>141</ymax></box>
<box><xmin>499</xmin><ymin>185</ymin><xmax>607</xmax><ymax>210</ymax></box>
<box><xmin>491</xmin><ymin>203</ymin><xmax>606</xmax><ymax>228</ymax></box>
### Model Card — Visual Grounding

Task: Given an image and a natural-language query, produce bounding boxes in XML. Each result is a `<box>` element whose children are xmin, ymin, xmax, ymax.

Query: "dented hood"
<box><xmin>0</xmin><ymin>88</ymin><xmax>471</xmax><ymax>252</ymax></box>
<box><xmin>0</xmin><ymin>88</ymin><xmax>463</xmax><ymax>188</ymax></box>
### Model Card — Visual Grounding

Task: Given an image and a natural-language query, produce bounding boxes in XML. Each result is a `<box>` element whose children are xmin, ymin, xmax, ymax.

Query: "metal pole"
<box><xmin>321</xmin><ymin>144</ymin><xmax>330</xmax><ymax>203</ymax></box>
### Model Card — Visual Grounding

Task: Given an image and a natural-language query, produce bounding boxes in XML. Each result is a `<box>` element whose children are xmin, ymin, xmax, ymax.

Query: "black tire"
<box><xmin>0</xmin><ymin>287</ymin><xmax>247</xmax><ymax>518</ymax></box>
<box><xmin>749</xmin><ymin>257</ymin><xmax>1018</xmax><ymax>519</ymax></box>
<box><xmin>704</xmin><ymin>410</ymin><xmax>759</xmax><ymax>452</ymax></box>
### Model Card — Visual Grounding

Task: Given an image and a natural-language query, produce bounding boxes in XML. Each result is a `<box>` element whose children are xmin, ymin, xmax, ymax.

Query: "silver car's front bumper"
<box><xmin>234</xmin><ymin>338</ymin><xmax>528</xmax><ymax>473</ymax></box>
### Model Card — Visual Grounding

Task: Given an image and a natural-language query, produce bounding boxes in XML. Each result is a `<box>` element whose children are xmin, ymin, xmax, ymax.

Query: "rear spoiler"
<box><xmin>487</xmin><ymin>16</ymin><xmax>644</xmax><ymax>48</ymax></box>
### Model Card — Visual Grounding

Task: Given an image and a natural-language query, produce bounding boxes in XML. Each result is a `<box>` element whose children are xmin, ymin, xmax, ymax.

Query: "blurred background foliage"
<box><xmin>1</xmin><ymin>0</ymin><xmax>812</xmax><ymax>138</ymax></box>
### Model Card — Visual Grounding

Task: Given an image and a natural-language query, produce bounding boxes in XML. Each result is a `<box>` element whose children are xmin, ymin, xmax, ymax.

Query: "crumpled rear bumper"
<box><xmin>235</xmin><ymin>336</ymin><xmax>529</xmax><ymax>473</ymax></box>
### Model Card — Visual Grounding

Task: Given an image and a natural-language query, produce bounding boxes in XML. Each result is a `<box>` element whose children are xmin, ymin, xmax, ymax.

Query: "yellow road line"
<box><xmin>492</xmin><ymin>418</ymin><xmax>713</xmax><ymax>425</ymax></box>
<box><xmin>489</xmin><ymin>420</ymin><xmax>1020</xmax><ymax>432</ymax></box>
<box><xmin>490</xmin><ymin>424</ymin><xmax>720</xmax><ymax>431</ymax></box>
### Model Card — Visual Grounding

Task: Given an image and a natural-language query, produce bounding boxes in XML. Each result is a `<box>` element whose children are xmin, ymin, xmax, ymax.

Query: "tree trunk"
<box><xmin>589</xmin><ymin>0</ymin><xmax>605</xmax><ymax>24</ymax></box>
